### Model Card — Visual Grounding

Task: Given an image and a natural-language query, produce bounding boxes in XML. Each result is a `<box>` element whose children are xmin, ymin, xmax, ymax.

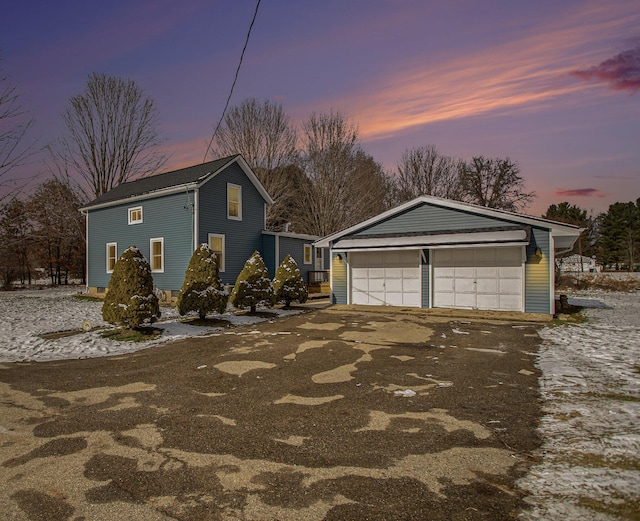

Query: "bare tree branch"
<box><xmin>52</xmin><ymin>73</ymin><xmax>166</xmax><ymax>200</ymax></box>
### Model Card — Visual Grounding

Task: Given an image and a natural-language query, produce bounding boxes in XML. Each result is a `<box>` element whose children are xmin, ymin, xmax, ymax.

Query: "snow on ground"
<box><xmin>519</xmin><ymin>291</ymin><xmax>640</xmax><ymax>520</ymax></box>
<box><xmin>2</xmin><ymin>286</ymin><xmax>639</xmax><ymax>518</ymax></box>
<box><xmin>0</xmin><ymin>287</ymin><xmax>300</xmax><ymax>363</ymax></box>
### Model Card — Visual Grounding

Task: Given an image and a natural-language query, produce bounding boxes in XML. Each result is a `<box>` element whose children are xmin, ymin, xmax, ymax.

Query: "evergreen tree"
<box><xmin>272</xmin><ymin>254</ymin><xmax>308</xmax><ymax>307</ymax></box>
<box><xmin>102</xmin><ymin>246</ymin><xmax>160</xmax><ymax>328</ymax></box>
<box><xmin>177</xmin><ymin>243</ymin><xmax>228</xmax><ymax>319</ymax></box>
<box><xmin>230</xmin><ymin>251</ymin><xmax>273</xmax><ymax>313</ymax></box>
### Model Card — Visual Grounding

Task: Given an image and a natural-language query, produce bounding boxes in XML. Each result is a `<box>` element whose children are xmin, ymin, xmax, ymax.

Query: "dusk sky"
<box><xmin>2</xmin><ymin>0</ymin><xmax>639</xmax><ymax>216</ymax></box>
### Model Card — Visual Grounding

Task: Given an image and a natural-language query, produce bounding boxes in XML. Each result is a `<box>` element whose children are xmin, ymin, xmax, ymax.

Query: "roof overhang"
<box><xmin>79</xmin><ymin>182</ymin><xmax>199</xmax><ymax>212</ymax></box>
<box><xmin>331</xmin><ymin>228</ymin><xmax>530</xmax><ymax>251</ymax></box>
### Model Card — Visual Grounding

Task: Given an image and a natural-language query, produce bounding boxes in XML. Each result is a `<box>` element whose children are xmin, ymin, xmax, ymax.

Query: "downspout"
<box><xmin>193</xmin><ymin>189</ymin><xmax>199</xmax><ymax>250</ymax></box>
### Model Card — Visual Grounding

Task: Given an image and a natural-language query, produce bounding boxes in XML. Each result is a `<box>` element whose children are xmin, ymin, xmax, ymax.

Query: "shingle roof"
<box><xmin>81</xmin><ymin>155</ymin><xmax>240</xmax><ymax>208</ymax></box>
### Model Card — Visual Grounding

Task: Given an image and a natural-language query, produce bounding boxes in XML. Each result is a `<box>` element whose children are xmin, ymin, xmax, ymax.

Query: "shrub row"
<box><xmin>102</xmin><ymin>245</ymin><xmax>307</xmax><ymax>329</ymax></box>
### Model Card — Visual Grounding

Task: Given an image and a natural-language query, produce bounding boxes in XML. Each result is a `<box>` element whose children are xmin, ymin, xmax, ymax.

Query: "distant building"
<box><xmin>559</xmin><ymin>254</ymin><xmax>601</xmax><ymax>273</ymax></box>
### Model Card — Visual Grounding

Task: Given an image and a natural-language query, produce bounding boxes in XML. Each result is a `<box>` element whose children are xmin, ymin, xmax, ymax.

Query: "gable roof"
<box><xmin>315</xmin><ymin>195</ymin><xmax>582</xmax><ymax>249</ymax></box>
<box><xmin>80</xmin><ymin>155</ymin><xmax>274</xmax><ymax>211</ymax></box>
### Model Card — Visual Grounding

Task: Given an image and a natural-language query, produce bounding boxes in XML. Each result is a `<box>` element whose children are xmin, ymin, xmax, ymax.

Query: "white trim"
<box><xmin>85</xmin><ymin>212</ymin><xmax>89</xmax><ymax>292</ymax></box>
<box><xmin>150</xmin><ymin>237</ymin><xmax>164</xmax><ymax>273</ymax></box>
<box><xmin>333</xmin><ymin>229</ymin><xmax>528</xmax><ymax>250</ymax></box>
<box><xmin>106</xmin><ymin>242</ymin><xmax>117</xmax><ymax>273</ymax></box>
<box><xmin>80</xmin><ymin>183</ymin><xmax>200</xmax><ymax>212</ymax></box>
<box><xmin>262</xmin><ymin>230</ymin><xmax>322</xmax><ymax>241</ymax></box>
<box><xmin>208</xmin><ymin>233</ymin><xmax>225</xmax><ymax>272</ymax></box>
<box><xmin>550</xmin><ymin>235</ymin><xmax>556</xmax><ymax>313</ymax></box>
<box><xmin>128</xmin><ymin>206</ymin><xmax>143</xmax><ymax>225</ymax></box>
<box><xmin>227</xmin><ymin>183</ymin><xmax>242</xmax><ymax>220</ymax></box>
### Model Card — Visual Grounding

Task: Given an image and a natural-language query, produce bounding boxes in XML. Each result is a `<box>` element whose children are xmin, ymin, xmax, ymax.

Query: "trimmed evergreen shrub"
<box><xmin>273</xmin><ymin>254</ymin><xmax>308</xmax><ymax>307</ymax></box>
<box><xmin>230</xmin><ymin>250</ymin><xmax>274</xmax><ymax>313</ymax></box>
<box><xmin>176</xmin><ymin>243</ymin><xmax>228</xmax><ymax>319</ymax></box>
<box><xmin>102</xmin><ymin>245</ymin><xmax>160</xmax><ymax>329</ymax></box>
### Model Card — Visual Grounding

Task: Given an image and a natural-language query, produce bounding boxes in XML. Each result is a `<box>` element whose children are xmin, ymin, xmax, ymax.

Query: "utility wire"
<box><xmin>203</xmin><ymin>0</ymin><xmax>261</xmax><ymax>162</ymax></box>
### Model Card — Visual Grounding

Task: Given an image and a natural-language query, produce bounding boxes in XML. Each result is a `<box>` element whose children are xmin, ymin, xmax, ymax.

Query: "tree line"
<box><xmin>1</xmin><ymin>61</ymin><xmax>638</xmax><ymax>289</ymax></box>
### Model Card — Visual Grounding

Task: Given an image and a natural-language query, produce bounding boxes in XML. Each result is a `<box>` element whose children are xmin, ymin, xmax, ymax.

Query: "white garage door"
<box><xmin>350</xmin><ymin>250</ymin><xmax>421</xmax><ymax>307</ymax></box>
<box><xmin>432</xmin><ymin>247</ymin><xmax>524</xmax><ymax>311</ymax></box>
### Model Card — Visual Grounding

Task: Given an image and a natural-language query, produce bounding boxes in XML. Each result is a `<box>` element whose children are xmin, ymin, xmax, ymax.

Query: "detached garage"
<box><xmin>315</xmin><ymin>196</ymin><xmax>581</xmax><ymax>316</ymax></box>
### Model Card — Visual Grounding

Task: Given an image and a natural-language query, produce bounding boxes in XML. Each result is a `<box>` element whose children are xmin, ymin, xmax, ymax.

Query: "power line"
<box><xmin>203</xmin><ymin>0</ymin><xmax>261</xmax><ymax>162</ymax></box>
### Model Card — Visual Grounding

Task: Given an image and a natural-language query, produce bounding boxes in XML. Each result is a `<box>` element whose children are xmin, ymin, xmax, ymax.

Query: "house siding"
<box><xmin>353</xmin><ymin>202</ymin><xmax>515</xmax><ymax>236</ymax></box>
<box><xmin>198</xmin><ymin>162</ymin><xmax>265</xmax><ymax>285</ymax></box>
<box><xmin>331</xmin><ymin>253</ymin><xmax>347</xmax><ymax>304</ymax></box>
<box><xmin>525</xmin><ymin>227</ymin><xmax>552</xmax><ymax>314</ymax></box>
<box><xmin>261</xmin><ymin>234</ymin><xmax>277</xmax><ymax>275</ymax></box>
<box><xmin>87</xmin><ymin>191</ymin><xmax>194</xmax><ymax>290</ymax></box>
<box><xmin>278</xmin><ymin>236</ymin><xmax>314</xmax><ymax>284</ymax></box>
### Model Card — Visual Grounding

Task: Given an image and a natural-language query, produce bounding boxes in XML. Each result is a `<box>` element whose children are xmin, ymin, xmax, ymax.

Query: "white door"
<box><xmin>432</xmin><ymin>247</ymin><xmax>523</xmax><ymax>311</ymax></box>
<box><xmin>350</xmin><ymin>250</ymin><xmax>421</xmax><ymax>307</ymax></box>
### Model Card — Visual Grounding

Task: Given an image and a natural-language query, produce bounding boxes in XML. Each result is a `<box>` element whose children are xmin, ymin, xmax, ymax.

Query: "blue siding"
<box><xmin>421</xmin><ymin>250</ymin><xmax>430</xmax><ymax>308</ymax></box>
<box><xmin>278</xmin><ymin>236</ymin><xmax>314</xmax><ymax>284</ymax></box>
<box><xmin>331</xmin><ymin>253</ymin><xmax>347</xmax><ymax>304</ymax></box>
<box><xmin>354</xmin><ymin>202</ymin><xmax>517</xmax><ymax>236</ymax></box>
<box><xmin>198</xmin><ymin>162</ymin><xmax>265</xmax><ymax>285</ymax></box>
<box><xmin>525</xmin><ymin>227</ymin><xmax>551</xmax><ymax>314</ymax></box>
<box><xmin>87</xmin><ymin>191</ymin><xmax>194</xmax><ymax>290</ymax></box>
<box><xmin>262</xmin><ymin>234</ymin><xmax>277</xmax><ymax>275</ymax></box>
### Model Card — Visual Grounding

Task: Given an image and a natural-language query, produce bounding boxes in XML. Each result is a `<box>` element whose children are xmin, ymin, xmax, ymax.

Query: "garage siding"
<box><xmin>331</xmin><ymin>252</ymin><xmax>347</xmax><ymax>304</ymax></box>
<box><xmin>353</xmin><ymin>203</ymin><xmax>512</xmax><ymax>236</ymax></box>
<box><xmin>525</xmin><ymin>227</ymin><xmax>551</xmax><ymax>314</ymax></box>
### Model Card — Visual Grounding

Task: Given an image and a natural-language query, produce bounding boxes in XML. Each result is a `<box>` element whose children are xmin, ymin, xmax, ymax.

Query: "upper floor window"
<box><xmin>227</xmin><ymin>183</ymin><xmax>242</xmax><ymax>220</ymax></box>
<box><xmin>106</xmin><ymin>242</ymin><xmax>117</xmax><ymax>273</ymax></box>
<box><xmin>150</xmin><ymin>237</ymin><xmax>164</xmax><ymax>272</ymax></box>
<box><xmin>304</xmin><ymin>244</ymin><xmax>312</xmax><ymax>264</ymax></box>
<box><xmin>128</xmin><ymin>206</ymin><xmax>143</xmax><ymax>225</ymax></box>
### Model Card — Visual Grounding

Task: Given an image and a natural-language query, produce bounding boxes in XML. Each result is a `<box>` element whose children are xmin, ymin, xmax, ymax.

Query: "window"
<box><xmin>208</xmin><ymin>233</ymin><xmax>225</xmax><ymax>272</ymax></box>
<box><xmin>227</xmin><ymin>184</ymin><xmax>242</xmax><ymax>220</ymax></box>
<box><xmin>150</xmin><ymin>237</ymin><xmax>164</xmax><ymax>272</ymax></box>
<box><xmin>128</xmin><ymin>206</ymin><xmax>143</xmax><ymax>225</ymax></box>
<box><xmin>304</xmin><ymin>244</ymin><xmax>312</xmax><ymax>265</ymax></box>
<box><xmin>106</xmin><ymin>242</ymin><xmax>117</xmax><ymax>273</ymax></box>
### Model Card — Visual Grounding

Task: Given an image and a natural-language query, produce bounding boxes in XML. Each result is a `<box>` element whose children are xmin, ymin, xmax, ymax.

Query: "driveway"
<box><xmin>0</xmin><ymin>306</ymin><xmax>543</xmax><ymax>520</ymax></box>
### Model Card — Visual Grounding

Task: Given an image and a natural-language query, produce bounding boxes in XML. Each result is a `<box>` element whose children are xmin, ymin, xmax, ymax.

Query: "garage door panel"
<box><xmin>477</xmin><ymin>294</ymin><xmax>499</xmax><ymax>310</ymax></box>
<box><xmin>477</xmin><ymin>279</ymin><xmax>498</xmax><ymax>293</ymax></box>
<box><xmin>433</xmin><ymin>247</ymin><xmax>523</xmax><ymax>311</ymax></box>
<box><xmin>349</xmin><ymin>250</ymin><xmax>421</xmax><ymax>307</ymax></box>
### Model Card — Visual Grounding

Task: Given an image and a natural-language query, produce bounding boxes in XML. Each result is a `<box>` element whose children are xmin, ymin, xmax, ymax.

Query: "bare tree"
<box><xmin>0</xmin><ymin>199</ymin><xmax>32</xmax><ymax>287</ymax></box>
<box><xmin>395</xmin><ymin>145</ymin><xmax>463</xmax><ymax>203</ymax></box>
<box><xmin>28</xmin><ymin>178</ymin><xmax>85</xmax><ymax>284</ymax></box>
<box><xmin>459</xmin><ymin>156</ymin><xmax>534</xmax><ymax>211</ymax></box>
<box><xmin>211</xmin><ymin>98</ymin><xmax>298</xmax><ymax>229</ymax></box>
<box><xmin>52</xmin><ymin>73</ymin><xmax>166</xmax><ymax>200</ymax></box>
<box><xmin>0</xmin><ymin>52</ymin><xmax>36</xmax><ymax>201</ymax></box>
<box><xmin>296</xmin><ymin>111</ymin><xmax>394</xmax><ymax>236</ymax></box>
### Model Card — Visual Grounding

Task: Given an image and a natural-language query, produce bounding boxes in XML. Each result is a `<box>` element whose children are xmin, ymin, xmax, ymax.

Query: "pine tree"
<box><xmin>273</xmin><ymin>254</ymin><xmax>308</xmax><ymax>307</ymax></box>
<box><xmin>230</xmin><ymin>251</ymin><xmax>274</xmax><ymax>313</ymax></box>
<box><xmin>177</xmin><ymin>243</ymin><xmax>228</xmax><ymax>319</ymax></box>
<box><xmin>102</xmin><ymin>246</ymin><xmax>160</xmax><ymax>328</ymax></box>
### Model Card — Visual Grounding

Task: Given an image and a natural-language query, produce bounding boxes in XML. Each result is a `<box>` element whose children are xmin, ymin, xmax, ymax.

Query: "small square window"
<box><xmin>304</xmin><ymin>244</ymin><xmax>312</xmax><ymax>265</ymax></box>
<box><xmin>150</xmin><ymin>237</ymin><xmax>164</xmax><ymax>272</ymax></box>
<box><xmin>227</xmin><ymin>184</ymin><xmax>242</xmax><ymax>220</ymax></box>
<box><xmin>208</xmin><ymin>233</ymin><xmax>225</xmax><ymax>272</ymax></box>
<box><xmin>106</xmin><ymin>242</ymin><xmax>117</xmax><ymax>273</ymax></box>
<box><xmin>128</xmin><ymin>206</ymin><xmax>143</xmax><ymax>225</ymax></box>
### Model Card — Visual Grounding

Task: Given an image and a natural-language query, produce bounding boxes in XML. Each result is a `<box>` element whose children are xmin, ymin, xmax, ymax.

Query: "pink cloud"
<box><xmin>555</xmin><ymin>188</ymin><xmax>608</xmax><ymax>198</ymax></box>
<box><xmin>571</xmin><ymin>43</ymin><xmax>640</xmax><ymax>92</ymax></box>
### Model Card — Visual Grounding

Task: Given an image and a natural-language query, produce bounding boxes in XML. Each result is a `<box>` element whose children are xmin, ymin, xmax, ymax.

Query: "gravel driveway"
<box><xmin>0</xmin><ymin>306</ymin><xmax>543</xmax><ymax>520</ymax></box>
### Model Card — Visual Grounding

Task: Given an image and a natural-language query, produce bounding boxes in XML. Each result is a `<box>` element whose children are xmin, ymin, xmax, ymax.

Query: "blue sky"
<box><xmin>2</xmin><ymin>0</ymin><xmax>639</xmax><ymax>215</ymax></box>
